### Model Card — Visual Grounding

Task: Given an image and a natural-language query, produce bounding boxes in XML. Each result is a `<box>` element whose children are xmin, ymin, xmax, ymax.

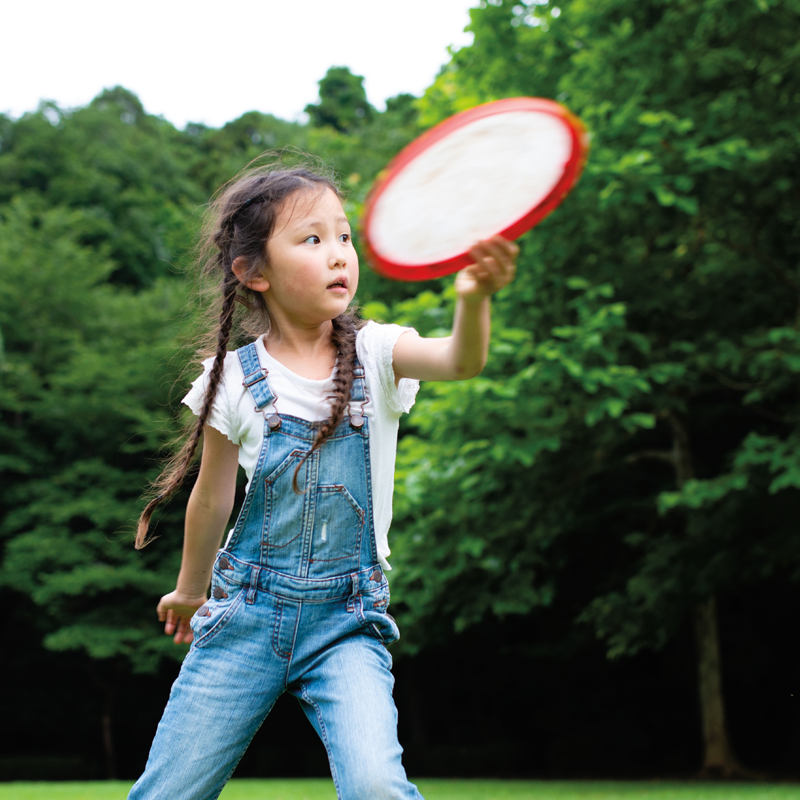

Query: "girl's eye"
<box><xmin>303</xmin><ymin>235</ymin><xmax>320</xmax><ymax>245</ymax></box>
<box><xmin>340</xmin><ymin>233</ymin><xmax>351</xmax><ymax>244</ymax></box>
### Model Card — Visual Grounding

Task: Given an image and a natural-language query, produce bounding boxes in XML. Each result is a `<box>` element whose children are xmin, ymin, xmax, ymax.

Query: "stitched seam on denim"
<box><xmin>300</xmin><ymin>681</ymin><xmax>342</xmax><ymax>800</ymax></box>
<box><xmin>287</xmin><ymin>601</ymin><xmax>303</xmax><ymax>675</ymax></box>
<box><xmin>317</xmin><ymin>485</ymin><xmax>365</xmax><ymax>524</ymax></box>
<box><xmin>354</xmin><ymin>594</ymin><xmax>366</xmax><ymax>625</ymax></box>
<box><xmin>263</xmin><ymin>589</ymin><xmax>351</xmax><ymax>604</ymax></box>
<box><xmin>299</xmin><ymin>448</ymin><xmax>319</xmax><ymax>575</ymax></box>
<box><xmin>225</xmin><ymin>417</ymin><xmax>271</xmax><ymax>553</ymax></box>
<box><xmin>271</xmin><ymin>598</ymin><xmax>292</xmax><ymax>660</ymax></box>
<box><xmin>263</xmin><ymin>532</ymin><xmax>304</xmax><ymax>550</ymax></box>
<box><xmin>263</xmin><ymin>448</ymin><xmax>305</xmax><ymax>485</ymax></box>
<box><xmin>307</xmin><ymin>554</ymin><xmax>359</xmax><ymax>563</ymax></box>
<box><xmin>211</xmin><ymin>569</ymin><xmax>246</xmax><ymax>589</ymax></box>
<box><xmin>354</xmin><ymin>420</ymin><xmax>378</xmax><ymax>566</ymax></box>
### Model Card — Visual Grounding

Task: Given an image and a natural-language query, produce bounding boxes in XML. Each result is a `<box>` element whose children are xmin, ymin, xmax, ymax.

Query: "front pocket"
<box><xmin>190</xmin><ymin>575</ymin><xmax>246</xmax><ymax>649</ymax></box>
<box><xmin>360</xmin><ymin>584</ymin><xmax>399</xmax><ymax>645</ymax></box>
<box><xmin>368</xmin><ymin>613</ymin><xmax>400</xmax><ymax>646</ymax></box>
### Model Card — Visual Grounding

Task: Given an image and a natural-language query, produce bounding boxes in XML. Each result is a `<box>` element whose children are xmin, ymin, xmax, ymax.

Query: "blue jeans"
<box><xmin>129</xmin><ymin>345</ymin><xmax>422</xmax><ymax>800</ymax></box>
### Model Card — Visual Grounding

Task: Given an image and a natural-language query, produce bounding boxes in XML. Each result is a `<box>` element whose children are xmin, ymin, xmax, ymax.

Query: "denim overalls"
<box><xmin>129</xmin><ymin>343</ymin><xmax>423</xmax><ymax>800</ymax></box>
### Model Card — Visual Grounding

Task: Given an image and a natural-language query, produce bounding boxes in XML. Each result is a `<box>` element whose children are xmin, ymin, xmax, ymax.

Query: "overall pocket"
<box><xmin>190</xmin><ymin>569</ymin><xmax>246</xmax><ymax>649</ymax></box>
<box><xmin>308</xmin><ymin>484</ymin><xmax>364</xmax><ymax>563</ymax></box>
<box><xmin>263</xmin><ymin>448</ymin><xmax>308</xmax><ymax>551</ymax></box>
<box><xmin>359</xmin><ymin>580</ymin><xmax>400</xmax><ymax>645</ymax></box>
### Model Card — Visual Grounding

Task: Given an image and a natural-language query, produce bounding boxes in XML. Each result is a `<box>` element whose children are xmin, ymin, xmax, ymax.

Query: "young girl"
<box><xmin>131</xmin><ymin>162</ymin><xmax>517</xmax><ymax>800</ymax></box>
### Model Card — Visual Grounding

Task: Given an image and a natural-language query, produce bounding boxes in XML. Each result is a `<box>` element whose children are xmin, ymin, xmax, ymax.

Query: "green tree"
<box><xmin>0</xmin><ymin>87</ymin><xmax>202</xmax><ymax>287</ymax></box>
<box><xmin>388</xmin><ymin>0</ymin><xmax>800</xmax><ymax>777</ymax></box>
<box><xmin>305</xmin><ymin>66</ymin><xmax>375</xmax><ymax>133</ymax></box>
<box><xmin>0</xmin><ymin>200</ymin><xmax>190</xmax><ymax>776</ymax></box>
<box><xmin>184</xmin><ymin>110</ymin><xmax>310</xmax><ymax>196</ymax></box>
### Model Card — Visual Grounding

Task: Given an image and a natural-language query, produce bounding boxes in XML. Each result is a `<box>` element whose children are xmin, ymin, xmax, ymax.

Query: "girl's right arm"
<box><xmin>157</xmin><ymin>424</ymin><xmax>240</xmax><ymax>644</ymax></box>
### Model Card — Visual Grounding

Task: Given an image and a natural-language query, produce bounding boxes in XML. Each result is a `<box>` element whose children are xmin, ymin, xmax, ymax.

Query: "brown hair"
<box><xmin>136</xmin><ymin>158</ymin><xmax>363</xmax><ymax>548</ymax></box>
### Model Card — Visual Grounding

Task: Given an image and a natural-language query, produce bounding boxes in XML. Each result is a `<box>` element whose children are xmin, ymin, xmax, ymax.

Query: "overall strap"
<box><xmin>349</xmin><ymin>359</ymin><xmax>367</xmax><ymax>404</ymax></box>
<box><xmin>237</xmin><ymin>343</ymin><xmax>274</xmax><ymax>412</ymax></box>
<box><xmin>347</xmin><ymin>358</ymin><xmax>369</xmax><ymax>428</ymax></box>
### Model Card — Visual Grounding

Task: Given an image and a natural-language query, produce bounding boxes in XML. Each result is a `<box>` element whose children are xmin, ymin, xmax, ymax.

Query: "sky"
<box><xmin>3</xmin><ymin>0</ymin><xmax>477</xmax><ymax>130</ymax></box>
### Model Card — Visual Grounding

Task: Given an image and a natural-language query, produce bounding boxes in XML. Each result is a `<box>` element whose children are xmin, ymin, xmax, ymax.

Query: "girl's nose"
<box><xmin>329</xmin><ymin>246</ymin><xmax>347</xmax><ymax>267</ymax></box>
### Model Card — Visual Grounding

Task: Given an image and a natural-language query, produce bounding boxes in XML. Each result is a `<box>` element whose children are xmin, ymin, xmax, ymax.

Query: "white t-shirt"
<box><xmin>182</xmin><ymin>321</ymin><xmax>419</xmax><ymax>569</ymax></box>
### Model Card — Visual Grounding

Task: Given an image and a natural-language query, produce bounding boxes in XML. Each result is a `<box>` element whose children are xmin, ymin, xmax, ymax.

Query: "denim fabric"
<box><xmin>129</xmin><ymin>344</ymin><xmax>421</xmax><ymax>800</ymax></box>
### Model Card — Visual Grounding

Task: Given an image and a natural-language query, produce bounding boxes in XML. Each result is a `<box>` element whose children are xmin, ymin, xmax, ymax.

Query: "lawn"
<box><xmin>0</xmin><ymin>780</ymin><xmax>798</xmax><ymax>800</ymax></box>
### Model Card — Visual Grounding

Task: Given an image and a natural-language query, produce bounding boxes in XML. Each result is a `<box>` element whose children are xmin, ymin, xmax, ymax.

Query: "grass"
<box><xmin>0</xmin><ymin>780</ymin><xmax>798</xmax><ymax>800</ymax></box>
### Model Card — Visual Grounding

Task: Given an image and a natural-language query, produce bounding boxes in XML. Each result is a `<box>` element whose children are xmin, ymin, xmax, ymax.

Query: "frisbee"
<box><xmin>362</xmin><ymin>97</ymin><xmax>589</xmax><ymax>281</ymax></box>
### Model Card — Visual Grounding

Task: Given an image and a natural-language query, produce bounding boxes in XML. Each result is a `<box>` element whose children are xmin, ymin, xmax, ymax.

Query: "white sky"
<box><xmin>3</xmin><ymin>0</ymin><xmax>477</xmax><ymax>129</ymax></box>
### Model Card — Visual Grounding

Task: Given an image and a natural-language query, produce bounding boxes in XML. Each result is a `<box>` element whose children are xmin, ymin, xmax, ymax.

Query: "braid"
<box><xmin>134</xmin><ymin>158</ymin><xmax>341</xmax><ymax>547</ymax></box>
<box><xmin>135</xmin><ymin>272</ymin><xmax>238</xmax><ymax>548</ymax></box>
<box><xmin>292</xmin><ymin>312</ymin><xmax>360</xmax><ymax>493</ymax></box>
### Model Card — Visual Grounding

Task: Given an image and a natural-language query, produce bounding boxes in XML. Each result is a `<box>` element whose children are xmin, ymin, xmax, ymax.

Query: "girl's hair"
<box><xmin>136</xmin><ymin>158</ymin><xmax>363</xmax><ymax>548</ymax></box>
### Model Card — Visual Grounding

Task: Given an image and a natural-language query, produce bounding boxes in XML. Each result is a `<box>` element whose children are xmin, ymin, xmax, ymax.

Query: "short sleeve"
<box><xmin>357</xmin><ymin>321</ymin><xmax>420</xmax><ymax>415</ymax></box>
<box><xmin>182</xmin><ymin>357</ymin><xmax>240</xmax><ymax>445</ymax></box>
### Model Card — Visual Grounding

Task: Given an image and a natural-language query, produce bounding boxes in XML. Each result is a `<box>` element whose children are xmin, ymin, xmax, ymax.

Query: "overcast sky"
<box><xmin>3</xmin><ymin>0</ymin><xmax>477</xmax><ymax>129</ymax></box>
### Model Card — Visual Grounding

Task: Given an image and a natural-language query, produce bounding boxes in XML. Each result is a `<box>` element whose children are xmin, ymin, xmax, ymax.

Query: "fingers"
<box><xmin>163</xmin><ymin>608</ymin><xmax>177</xmax><ymax>635</ymax></box>
<box><xmin>161</xmin><ymin>608</ymin><xmax>193</xmax><ymax>644</ymax></box>
<box><xmin>173</xmin><ymin>615</ymin><xmax>194</xmax><ymax>645</ymax></box>
<box><xmin>157</xmin><ymin>595</ymin><xmax>199</xmax><ymax>645</ymax></box>
<box><xmin>467</xmin><ymin>235</ymin><xmax>518</xmax><ymax>292</ymax></box>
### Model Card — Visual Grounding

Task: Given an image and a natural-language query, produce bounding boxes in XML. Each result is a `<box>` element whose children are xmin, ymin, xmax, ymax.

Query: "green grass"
<box><xmin>0</xmin><ymin>780</ymin><xmax>798</xmax><ymax>800</ymax></box>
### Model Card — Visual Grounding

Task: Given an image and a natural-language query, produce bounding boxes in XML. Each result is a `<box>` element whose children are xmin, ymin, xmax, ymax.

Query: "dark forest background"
<box><xmin>1</xmin><ymin>0</ymin><xmax>799</xmax><ymax>782</ymax></box>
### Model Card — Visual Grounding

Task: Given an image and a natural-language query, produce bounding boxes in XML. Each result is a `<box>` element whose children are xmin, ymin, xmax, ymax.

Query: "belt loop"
<box><xmin>246</xmin><ymin>566</ymin><xmax>260</xmax><ymax>604</ymax></box>
<box><xmin>346</xmin><ymin>574</ymin><xmax>359</xmax><ymax>613</ymax></box>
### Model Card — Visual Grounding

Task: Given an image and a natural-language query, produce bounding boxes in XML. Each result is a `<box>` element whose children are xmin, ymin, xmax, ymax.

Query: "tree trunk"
<box><xmin>693</xmin><ymin>595</ymin><xmax>742</xmax><ymax>777</ymax></box>
<box><xmin>669</xmin><ymin>413</ymin><xmax>746</xmax><ymax>778</ymax></box>
<box><xmin>102</xmin><ymin>687</ymin><xmax>117</xmax><ymax>780</ymax></box>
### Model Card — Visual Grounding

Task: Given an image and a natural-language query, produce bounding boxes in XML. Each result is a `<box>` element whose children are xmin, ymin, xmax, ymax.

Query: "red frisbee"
<box><xmin>362</xmin><ymin>97</ymin><xmax>589</xmax><ymax>281</ymax></box>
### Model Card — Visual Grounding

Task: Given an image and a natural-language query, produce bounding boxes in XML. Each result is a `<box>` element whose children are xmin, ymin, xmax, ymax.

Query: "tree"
<box><xmin>305</xmin><ymin>66</ymin><xmax>375</xmax><ymax>133</ymax></box>
<box><xmin>0</xmin><ymin>200</ymin><xmax>190</xmax><ymax>776</ymax></box>
<box><xmin>386</xmin><ymin>0</ymin><xmax>800</xmax><ymax>777</ymax></box>
<box><xmin>0</xmin><ymin>88</ymin><xmax>203</xmax><ymax>287</ymax></box>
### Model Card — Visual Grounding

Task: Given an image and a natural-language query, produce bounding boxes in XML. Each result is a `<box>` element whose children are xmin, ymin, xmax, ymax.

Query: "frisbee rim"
<box><xmin>362</xmin><ymin>97</ymin><xmax>589</xmax><ymax>282</ymax></box>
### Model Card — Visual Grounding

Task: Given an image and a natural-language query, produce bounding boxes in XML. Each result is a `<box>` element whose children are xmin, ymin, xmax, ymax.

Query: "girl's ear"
<box><xmin>232</xmin><ymin>256</ymin><xmax>270</xmax><ymax>292</ymax></box>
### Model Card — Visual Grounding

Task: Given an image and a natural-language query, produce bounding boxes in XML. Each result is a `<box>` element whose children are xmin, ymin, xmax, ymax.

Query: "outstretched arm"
<box><xmin>156</xmin><ymin>424</ymin><xmax>239</xmax><ymax>644</ymax></box>
<box><xmin>392</xmin><ymin>235</ymin><xmax>518</xmax><ymax>382</ymax></box>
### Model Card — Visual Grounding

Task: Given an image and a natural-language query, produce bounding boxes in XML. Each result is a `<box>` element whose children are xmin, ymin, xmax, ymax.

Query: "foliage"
<box><xmin>305</xmin><ymin>66</ymin><xmax>375</xmax><ymax>133</ymax></box>
<box><xmin>0</xmin><ymin>200</ymin><xmax>189</xmax><ymax>675</ymax></box>
<box><xmin>387</xmin><ymin>0</ymin><xmax>800</xmax><ymax>660</ymax></box>
<box><xmin>0</xmin><ymin>87</ymin><xmax>203</xmax><ymax>287</ymax></box>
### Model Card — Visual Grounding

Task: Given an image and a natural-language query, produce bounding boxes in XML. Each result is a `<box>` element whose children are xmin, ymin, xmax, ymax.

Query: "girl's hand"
<box><xmin>455</xmin><ymin>235</ymin><xmax>519</xmax><ymax>302</ymax></box>
<box><xmin>157</xmin><ymin>590</ymin><xmax>208</xmax><ymax>645</ymax></box>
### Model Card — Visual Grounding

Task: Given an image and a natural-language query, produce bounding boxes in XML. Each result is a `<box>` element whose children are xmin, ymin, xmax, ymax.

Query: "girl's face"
<box><xmin>262</xmin><ymin>188</ymin><xmax>358</xmax><ymax>327</ymax></box>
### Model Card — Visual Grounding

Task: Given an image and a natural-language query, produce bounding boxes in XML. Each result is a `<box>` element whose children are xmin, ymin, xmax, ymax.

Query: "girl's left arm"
<box><xmin>392</xmin><ymin>235</ymin><xmax>518</xmax><ymax>382</ymax></box>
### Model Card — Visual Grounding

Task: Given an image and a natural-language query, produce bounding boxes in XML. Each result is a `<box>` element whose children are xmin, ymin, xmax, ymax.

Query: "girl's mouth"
<box><xmin>327</xmin><ymin>277</ymin><xmax>348</xmax><ymax>290</ymax></box>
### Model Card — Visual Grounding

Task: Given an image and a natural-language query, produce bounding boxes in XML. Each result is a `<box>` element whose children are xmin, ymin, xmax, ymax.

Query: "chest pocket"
<box><xmin>263</xmin><ymin>449</ymin><xmax>307</xmax><ymax>552</ymax></box>
<box><xmin>309</xmin><ymin>484</ymin><xmax>365</xmax><ymax>563</ymax></box>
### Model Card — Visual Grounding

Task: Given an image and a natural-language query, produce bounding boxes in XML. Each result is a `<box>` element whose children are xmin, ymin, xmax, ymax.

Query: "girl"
<box><xmin>131</xmin><ymin>161</ymin><xmax>517</xmax><ymax>800</ymax></box>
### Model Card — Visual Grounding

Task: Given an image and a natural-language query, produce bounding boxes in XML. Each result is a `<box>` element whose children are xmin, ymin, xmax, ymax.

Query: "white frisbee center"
<box><xmin>369</xmin><ymin>110</ymin><xmax>573</xmax><ymax>266</ymax></box>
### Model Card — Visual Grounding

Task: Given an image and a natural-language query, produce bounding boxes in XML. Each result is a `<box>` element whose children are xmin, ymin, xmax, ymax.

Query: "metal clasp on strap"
<box><xmin>349</xmin><ymin>366</ymin><xmax>369</xmax><ymax>429</ymax></box>
<box><xmin>242</xmin><ymin>367</ymin><xmax>269</xmax><ymax>388</ymax></box>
